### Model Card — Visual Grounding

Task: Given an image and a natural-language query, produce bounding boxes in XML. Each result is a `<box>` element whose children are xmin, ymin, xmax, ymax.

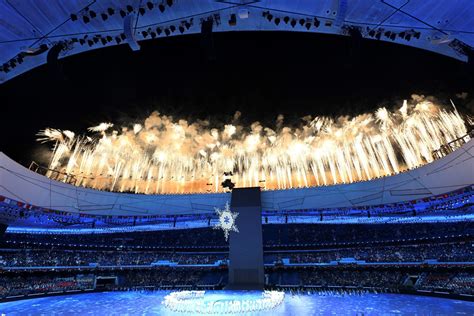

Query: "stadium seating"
<box><xmin>0</xmin><ymin>221</ymin><xmax>472</xmax><ymax>300</ymax></box>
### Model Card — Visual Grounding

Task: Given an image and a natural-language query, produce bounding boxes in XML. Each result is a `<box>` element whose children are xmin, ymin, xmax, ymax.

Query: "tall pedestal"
<box><xmin>227</xmin><ymin>187</ymin><xmax>264</xmax><ymax>290</ymax></box>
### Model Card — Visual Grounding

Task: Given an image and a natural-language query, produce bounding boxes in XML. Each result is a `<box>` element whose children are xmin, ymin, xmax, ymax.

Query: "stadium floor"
<box><xmin>0</xmin><ymin>290</ymin><xmax>473</xmax><ymax>315</ymax></box>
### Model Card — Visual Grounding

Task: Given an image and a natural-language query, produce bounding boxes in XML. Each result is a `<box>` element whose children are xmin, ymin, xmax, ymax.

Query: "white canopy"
<box><xmin>0</xmin><ymin>0</ymin><xmax>473</xmax><ymax>83</ymax></box>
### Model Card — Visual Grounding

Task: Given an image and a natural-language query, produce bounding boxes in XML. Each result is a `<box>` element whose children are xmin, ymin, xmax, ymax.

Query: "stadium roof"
<box><xmin>0</xmin><ymin>0</ymin><xmax>473</xmax><ymax>83</ymax></box>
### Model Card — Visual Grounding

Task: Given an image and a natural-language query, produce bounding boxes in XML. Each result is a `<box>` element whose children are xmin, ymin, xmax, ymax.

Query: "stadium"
<box><xmin>0</xmin><ymin>0</ymin><xmax>474</xmax><ymax>315</ymax></box>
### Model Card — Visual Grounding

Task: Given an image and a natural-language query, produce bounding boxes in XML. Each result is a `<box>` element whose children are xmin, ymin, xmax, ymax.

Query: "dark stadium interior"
<box><xmin>0</xmin><ymin>1</ymin><xmax>473</xmax><ymax>314</ymax></box>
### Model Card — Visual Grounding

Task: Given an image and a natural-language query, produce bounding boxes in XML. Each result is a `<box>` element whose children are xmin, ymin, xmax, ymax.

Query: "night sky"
<box><xmin>1</xmin><ymin>31</ymin><xmax>473</xmax><ymax>166</ymax></box>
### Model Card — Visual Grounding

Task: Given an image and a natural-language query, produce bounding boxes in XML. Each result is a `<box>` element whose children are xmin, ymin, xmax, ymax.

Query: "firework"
<box><xmin>37</xmin><ymin>98</ymin><xmax>470</xmax><ymax>194</ymax></box>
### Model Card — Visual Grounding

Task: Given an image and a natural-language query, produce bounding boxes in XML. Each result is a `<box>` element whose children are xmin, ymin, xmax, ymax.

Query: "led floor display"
<box><xmin>1</xmin><ymin>291</ymin><xmax>473</xmax><ymax>315</ymax></box>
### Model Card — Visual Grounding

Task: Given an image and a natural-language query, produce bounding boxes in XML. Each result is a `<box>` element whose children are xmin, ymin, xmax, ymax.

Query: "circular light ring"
<box><xmin>219</xmin><ymin>210</ymin><xmax>235</xmax><ymax>230</ymax></box>
<box><xmin>162</xmin><ymin>290</ymin><xmax>285</xmax><ymax>314</ymax></box>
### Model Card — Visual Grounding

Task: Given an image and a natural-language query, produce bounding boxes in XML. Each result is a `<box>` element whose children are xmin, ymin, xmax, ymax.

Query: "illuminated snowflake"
<box><xmin>214</xmin><ymin>201</ymin><xmax>239</xmax><ymax>241</ymax></box>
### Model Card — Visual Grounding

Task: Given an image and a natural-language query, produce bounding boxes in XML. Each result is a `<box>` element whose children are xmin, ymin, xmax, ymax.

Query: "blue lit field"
<box><xmin>1</xmin><ymin>290</ymin><xmax>474</xmax><ymax>315</ymax></box>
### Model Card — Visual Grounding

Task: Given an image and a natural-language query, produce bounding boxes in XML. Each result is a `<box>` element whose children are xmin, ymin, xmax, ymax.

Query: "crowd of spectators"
<box><xmin>293</xmin><ymin>269</ymin><xmax>405</xmax><ymax>289</ymax></box>
<box><xmin>273</xmin><ymin>242</ymin><xmax>473</xmax><ymax>264</ymax></box>
<box><xmin>3</xmin><ymin>221</ymin><xmax>472</xmax><ymax>250</ymax></box>
<box><xmin>416</xmin><ymin>272</ymin><xmax>474</xmax><ymax>295</ymax></box>
<box><xmin>3</xmin><ymin>228</ymin><xmax>226</xmax><ymax>249</ymax></box>
<box><xmin>1</xmin><ymin>268</ymin><xmax>471</xmax><ymax>299</ymax></box>
<box><xmin>119</xmin><ymin>269</ymin><xmax>225</xmax><ymax>288</ymax></box>
<box><xmin>0</xmin><ymin>269</ymin><xmax>224</xmax><ymax>298</ymax></box>
<box><xmin>265</xmin><ymin>221</ymin><xmax>473</xmax><ymax>247</ymax></box>
<box><xmin>270</xmin><ymin>267</ymin><xmax>474</xmax><ymax>296</ymax></box>
<box><xmin>0</xmin><ymin>240</ymin><xmax>471</xmax><ymax>268</ymax></box>
<box><xmin>0</xmin><ymin>274</ymin><xmax>94</xmax><ymax>298</ymax></box>
<box><xmin>0</xmin><ymin>221</ymin><xmax>472</xmax><ymax>301</ymax></box>
<box><xmin>0</xmin><ymin>250</ymin><xmax>225</xmax><ymax>267</ymax></box>
<box><xmin>1</xmin><ymin>222</ymin><xmax>472</xmax><ymax>268</ymax></box>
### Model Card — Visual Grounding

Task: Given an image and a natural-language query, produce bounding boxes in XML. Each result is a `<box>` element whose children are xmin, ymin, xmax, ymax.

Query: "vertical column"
<box><xmin>228</xmin><ymin>187</ymin><xmax>264</xmax><ymax>290</ymax></box>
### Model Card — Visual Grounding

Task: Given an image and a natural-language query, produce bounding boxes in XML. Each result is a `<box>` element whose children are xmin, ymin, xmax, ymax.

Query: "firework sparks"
<box><xmin>36</xmin><ymin>98</ymin><xmax>470</xmax><ymax>194</ymax></box>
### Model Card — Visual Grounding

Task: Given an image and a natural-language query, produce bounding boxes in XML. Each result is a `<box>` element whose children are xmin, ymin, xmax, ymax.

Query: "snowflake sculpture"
<box><xmin>213</xmin><ymin>202</ymin><xmax>239</xmax><ymax>241</ymax></box>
